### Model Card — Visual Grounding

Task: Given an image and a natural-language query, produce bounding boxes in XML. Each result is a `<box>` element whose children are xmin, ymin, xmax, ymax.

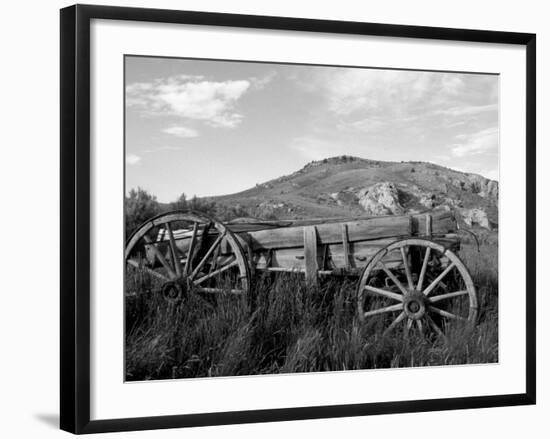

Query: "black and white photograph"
<box><xmin>124</xmin><ymin>56</ymin><xmax>499</xmax><ymax>381</ymax></box>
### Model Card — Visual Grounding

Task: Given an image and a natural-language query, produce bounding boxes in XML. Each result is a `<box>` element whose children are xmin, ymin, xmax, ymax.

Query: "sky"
<box><xmin>125</xmin><ymin>56</ymin><xmax>499</xmax><ymax>203</ymax></box>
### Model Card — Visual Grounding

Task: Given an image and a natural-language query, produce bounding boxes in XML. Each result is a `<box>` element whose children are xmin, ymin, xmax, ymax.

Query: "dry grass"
<box><xmin>125</xmin><ymin>241</ymin><xmax>498</xmax><ymax>381</ymax></box>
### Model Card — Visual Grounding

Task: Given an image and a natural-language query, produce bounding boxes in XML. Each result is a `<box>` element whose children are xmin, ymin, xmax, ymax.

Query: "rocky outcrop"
<box><xmin>357</xmin><ymin>182</ymin><xmax>404</xmax><ymax>215</ymax></box>
<box><xmin>480</xmin><ymin>180</ymin><xmax>499</xmax><ymax>199</ymax></box>
<box><xmin>419</xmin><ymin>193</ymin><xmax>436</xmax><ymax>209</ymax></box>
<box><xmin>460</xmin><ymin>208</ymin><xmax>491</xmax><ymax>229</ymax></box>
<box><xmin>445</xmin><ymin>174</ymin><xmax>498</xmax><ymax>200</ymax></box>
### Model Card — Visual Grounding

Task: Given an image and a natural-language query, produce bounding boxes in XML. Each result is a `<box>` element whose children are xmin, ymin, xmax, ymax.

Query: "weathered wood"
<box><xmin>425</xmin><ymin>213</ymin><xmax>433</xmax><ymax>237</ymax></box>
<box><xmin>401</xmin><ymin>247</ymin><xmax>414</xmax><ymax>290</ymax></box>
<box><xmin>423</xmin><ymin>262</ymin><xmax>456</xmax><ymax>297</ymax></box>
<box><xmin>252</xmin><ymin>238</ymin><xmax>401</xmax><ymax>271</ymax></box>
<box><xmin>364</xmin><ymin>285</ymin><xmax>404</xmax><ymax>302</ymax></box>
<box><xmin>190</xmin><ymin>231</ymin><xmax>226</xmax><ymax>280</ymax></box>
<box><xmin>250</xmin><ymin>236</ymin><xmax>458</xmax><ymax>271</ymax></box>
<box><xmin>429</xmin><ymin>290</ymin><xmax>468</xmax><ymax>303</ymax></box>
<box><xmin>193</xmin><ymin>258</ymin><xmax>237</xmax><ymax>285</ymax></box>
<box><xmin>184</xmin><ymin>222</ymin><xmax>199</xmax><ymax>276</ymax></box>
<box><xmin>364</xmin><ymin>303</ymin><xmax>403</xmax><ymax>317</ymax></box>
<box><xmin>143</xmin><ymin>235</ymin><xmax>176</xmax><ymax>279</ymax></box>
<box><xmin>244</xmin><ymin>211</ymin><xmax>455</xmax><ymax>251</ymax></box>
<box><xmin>126</xmin><ymin>258</ymin><xmax>169</xmax><ymax>281</ymax></box>
<box><xmin>163</xmin><ymin>212</ymin><xmax>456</xmax><ymax>256</ymax></box>
<box><xmin>303</xmin><ymin>226</ymin><xmax>318</xmax><ymax>286</ymax></box>
<box><xmin>165</xmin><ymin>222</ymin><xmax>182</xmax><ymax>278</ymax></box>
<box><xmin>416</xmin><ymin>246</ymin><xmax>431</xmax><ymax>291</ymax></box>
<box><xmin>341</xmin><ymin>223</ymin><xmax>351</xmax><ymax>269</ymax></box>
<box><xmin>126</xmin><ymin>211</ymin><xmax>251</xmax><ymax>298</ymax></box>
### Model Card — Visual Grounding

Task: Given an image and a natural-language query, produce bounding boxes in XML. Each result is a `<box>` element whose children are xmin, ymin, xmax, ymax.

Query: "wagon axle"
<box><xmin>161</xmin><ymin>280</ymin><xmax>186</xmax><ymax>302</ymax></box>
<box><xmin>403</xmin><ymin>292</ymin><xmax>427</xmax><ymax>320</ymax></box>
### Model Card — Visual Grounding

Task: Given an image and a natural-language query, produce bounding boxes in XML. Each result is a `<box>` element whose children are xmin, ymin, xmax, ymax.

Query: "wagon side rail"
<box><xmin>244</xmin><ymin>211</ymin><xmax>459</xmax><ymax>284</ymax></box>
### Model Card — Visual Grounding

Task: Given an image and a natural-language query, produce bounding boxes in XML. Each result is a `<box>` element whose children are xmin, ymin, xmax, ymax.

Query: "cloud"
<box><xmin>436</xmin><ymin>103</ymin><xmax>498</xmax><ymax>117</ymax></box>
<box><xmin>338</xmin><ymin>117</ymin><xmax>386</xmax><ymax>133</ymax></box>
<box><xmin>127</xmin><ymin>75</ymin><xmax>251</xmax><ymax>128</ymax></box>
<box><xmin>126</xmin><ymin>154</ymin><xmax>141</xmax><ymax>165</ymax></box>
<box><xmin>313</xmin><ymin>70</ymin><xmax>446</xmax><ymax>116</ymax></box>
<box><xmin>162</xmin><ymin>126</ymin><xmax>199</xmax><ymax>138</ymax></box>
<box><xmin>250</xmin><ymin>71</ymin><xmax>277</xmax><ymax>90</ymax></box>
<box><xmin>307</xmin><ymin>69</ymin><xmax>498</xmax><ymax>126</ymax></box>
<box><xmin>142</xmin><ymin>146</ymin><xmax>184</xmax><ymax>153</ymax></box>
<box><xmin>451</xmin><ymin>127</ymin><xmax>498</xmax><ymax>157</ymax></box>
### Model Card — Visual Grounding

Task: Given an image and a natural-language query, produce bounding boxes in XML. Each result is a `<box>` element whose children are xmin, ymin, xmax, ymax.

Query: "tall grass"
<box><xmin>125</xmin><ymin>242</ymin><xmax>498</xmax><ymax>381</ymax></box>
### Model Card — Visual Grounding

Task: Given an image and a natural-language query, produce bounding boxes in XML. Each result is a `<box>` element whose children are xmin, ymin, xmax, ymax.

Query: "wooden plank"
<box><xmin>303</xmin><ymin>226</ymin><xmax>318</xmax><ymax>286</ymax></box>
<box><xmin>238</xmin><ymin>234</ymin><xmax>459</xmax><ymax>271</ymax></box>
<box><xmin>425</xmin><ymin>213</ymin><xmax>433</xmax><ymax>237</ymax></box>
<box><xmin>167</xmin><ymin>213</ymin><xmax>457</xmax><ymax>256</ymax></box>
<box><xmin>341</xmin><ymin>223</ymin><xmax>351</xmax><ymax>269</ymax></box>
<box><xmin>245</xmin><ymin>211</ymin><xmax>456</xmax><ymax>251</ymax></box>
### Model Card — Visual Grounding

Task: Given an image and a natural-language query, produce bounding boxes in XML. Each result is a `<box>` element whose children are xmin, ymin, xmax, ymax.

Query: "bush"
<box><xmin>170</xmin><ymin>192</ymin><xmax>188</xmax><ymax>211</ymax></box>
<box><xmin>125</xmin><ymin>187</ymin><xmax>161</xmax><ymax>238</ymax></box>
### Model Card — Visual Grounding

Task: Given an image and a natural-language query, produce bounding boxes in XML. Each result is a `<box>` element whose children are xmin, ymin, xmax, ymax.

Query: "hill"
<box><xmin>207</xmin><ymin>156</ymin><xmax>498</xmax><ymax>229</ymax></box>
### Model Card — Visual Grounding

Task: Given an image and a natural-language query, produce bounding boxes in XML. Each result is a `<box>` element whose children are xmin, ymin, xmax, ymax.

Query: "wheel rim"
<box><xmin>125</xmin><ymin>210</ymin><xmax>250</xmax><ymax>301</ymax></box>
<box><xmin>356</xmin><ymin>238</ymin><xmax>478</xmax><ymax>337</ymax></box>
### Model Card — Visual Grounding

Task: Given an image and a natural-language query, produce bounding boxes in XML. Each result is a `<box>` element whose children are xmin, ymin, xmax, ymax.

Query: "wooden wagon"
<box><xmin>125</xmin><ymin>210</ymin><xmax>478</xmax><ymax>336</ymax></box>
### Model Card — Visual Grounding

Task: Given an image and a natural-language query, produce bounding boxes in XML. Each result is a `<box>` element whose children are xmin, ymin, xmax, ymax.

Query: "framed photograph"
<box><xmin>60</xmin><ymin>4</ymin><xmax>536</xmax><ymax>434</ymax></box>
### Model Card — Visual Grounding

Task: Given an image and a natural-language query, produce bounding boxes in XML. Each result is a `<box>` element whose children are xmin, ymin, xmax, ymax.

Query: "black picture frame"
<box><xmin>60</xmin><ymin>4</ymin><xmax>536</xmax><ymax>434</ymax></box>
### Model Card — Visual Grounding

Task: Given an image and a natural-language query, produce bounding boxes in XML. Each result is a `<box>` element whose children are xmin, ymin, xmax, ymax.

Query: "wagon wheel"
<box><xmin>125</xmin><ymin>210</ymin><xmax>250</xmax><ymax>302</ymax></box>
<box><xmin>356</xmin><ymin>238</ymin><xmax>477</xmax><ymax>338</ymax></box>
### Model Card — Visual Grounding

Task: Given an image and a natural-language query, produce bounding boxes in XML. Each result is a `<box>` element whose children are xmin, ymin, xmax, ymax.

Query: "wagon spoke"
<box><xmin>143</xmin><ymin>235</ymin><xmax>176</xmax><ymax>279</ymax></box>
<box><xmin>429</xmin><ymin>290</ymin><xmax>468</xmax><ymax>304</ymax></box>
<box><xmin>126</xmin><ymin>258</ymin><xmax>169</xmax><ymax>281</ymax></box>
<box><xmin>401</xmin><ymin>247</ymin><xmax>414</xmax><ymax>290</ymax></box>
<box><xmin>164</xmin><ymin>222</ymin><xmax>182</xmax><ymax>278</ymax></box>
<box><xmin>193</xmin><ymin>258</ymin><xmax>238</xmax><ymax>285</ymax></box>
<box><xmin>426</xmin><ymin>314</ymin><xmax>445</xmax><ymax>338</ymax></box>
<box><xmin>364</xmin><ymin>285</ymin><xmax>404</xmax><ymax>302</ymax></box>
<box><xmin>378</xmin><ymin>260</ymin><xmax>408</xmax><ymax>296</ymax></box>
<box><xmin>189</xmin><ymin>231</ymin><xmax>226</xmax><ymax>280</ymax></box>
<box><xmin>184</xmin><ymin>222</ymin><xmax>199</xmax><ymax>276</ymax></box>
<box><xmin>363</xmin><ymin>303</ymin><xmax>402</xmax><ymax>317</ymax></box>
<box><xmin>422</xmin><ymin>262</ymin><xmax>456</xmax><ymax>297</ymax></box>
<box><xmin>416</xmin><ymin>247</ymin><xmax>431</xmax><ymax>291</ymax></box>
<box><xmin>428</xmin><ymin>306</ymin><xmax>465</xmax><ymax>321</ymax></box>
<box><xmin>384</xmin><ymin>312</ymin><xmax>406</xmax><ymax>335</ymax></box>
<box><xmin>416</xmin><ymin>319</ymin><xmax>423</xmax><ymax>333</ymax></box>
<box><xmin>406</xmin><ymin>318</ymin><xmax>413</xmax><ymax>334</ymax></box>
<box><xmin>195</xmin><ymin>287</ymin><xmax>245</xmax><ymax>295</ymax></box>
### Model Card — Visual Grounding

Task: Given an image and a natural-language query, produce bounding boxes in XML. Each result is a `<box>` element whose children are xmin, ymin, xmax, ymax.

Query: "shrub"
<box><xmin>170</xmin><ymin>192</ymin><xmax>188</xmax><ymax>211</ymax></box>
<box><xmin>125</xmin><ymin>187</ymin><xmax>161</xmax><ymax>238</ymax></box>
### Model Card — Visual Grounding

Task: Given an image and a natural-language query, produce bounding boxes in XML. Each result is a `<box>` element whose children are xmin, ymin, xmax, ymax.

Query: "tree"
<box><xmin>125</xmin><ymin>187</ymin><xmax>160</xmax><ymax>238</ymax></box>
<box><xmin>170</xmin><ymin>192</ymin><xmax>188</xmax><ymax>211</ymax></box>
<box><xmin>188</xmin><ymin>195</ymin><xmax>217</xmax><ymax>216</ymax></box>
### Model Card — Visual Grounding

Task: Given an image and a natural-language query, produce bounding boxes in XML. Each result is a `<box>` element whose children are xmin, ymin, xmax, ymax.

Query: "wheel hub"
<box><xmin>161</xmin><ymin>280</ymin><xmax>187</xmax><ymax>302</ymax></box>
<box><xmin>403</xmin><ymin>291</ymin><xmax>426</xmax><ymax>320</ymax></box>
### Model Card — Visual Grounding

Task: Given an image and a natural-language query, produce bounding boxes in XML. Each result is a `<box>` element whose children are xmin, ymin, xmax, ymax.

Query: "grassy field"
<box><xmin>125</xmin><ymin>240</ymin><xmax>498</xmax><ymax>381</ymax></box>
